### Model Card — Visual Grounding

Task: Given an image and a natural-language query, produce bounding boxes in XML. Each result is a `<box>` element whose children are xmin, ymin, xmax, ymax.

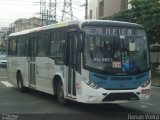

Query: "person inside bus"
<box><xmin>103</xmin><ymin>41</ymin><xmax>113</xmax><ymax>58</ymax></box>
<box><xmin>89</xmin><ymin>44</ymin><xmax>104</xmax><ymax>61</ymax></box>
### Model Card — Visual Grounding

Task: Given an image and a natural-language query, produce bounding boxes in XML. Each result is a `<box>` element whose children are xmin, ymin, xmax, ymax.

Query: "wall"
<box><xmin>89</xmin><ymin>0</ymin><xmax>98</xmax><ymax>19</ymax></box>
<box><xmin>100</xmin><ymin>0</ymin><xmax>122</xmax><ymax>18</ymax></box>
<box><xmin>89</xmin><ymin>0</ymin><xmax>129</xmax><ymax>19</ymax></box>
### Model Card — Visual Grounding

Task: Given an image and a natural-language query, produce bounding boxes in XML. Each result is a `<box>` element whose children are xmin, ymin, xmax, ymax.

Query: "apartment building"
<box><xmin>89</xmin><ymin>0</ymin><xmax>98</xmax><ymax>19</ymax></box>
<box><xmin>10</xmin><ymin>17</ymin><xmax>57</xmax><ymax>33</ymax></box>
<box><xmin>14</xmin><ymin>18</ymin><xmax>28</xmax><ymax>32</ymax></box>
<box><xmin>89</xmin><ymin>0</ymin><xmax>129</xmax><ymax>19</ymax></box>
<box><xmin>0</xmin><ymin>27</ymin><xmax>9</xmax><ymax>50</ymax></box>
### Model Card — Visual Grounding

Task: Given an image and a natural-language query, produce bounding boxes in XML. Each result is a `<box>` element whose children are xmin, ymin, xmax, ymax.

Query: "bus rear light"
<box><xmin>141</xmin><ymin>89</ymin><xmax>150</xmax><ymax>94</ymax></box>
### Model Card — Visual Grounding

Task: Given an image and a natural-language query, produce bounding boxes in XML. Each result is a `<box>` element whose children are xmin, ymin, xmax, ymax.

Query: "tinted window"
<box><xmin>83</xmin><ymin>26</ymin><xmax>149</xmax><ymax>74</ymax></box>
<box><xmin>50</xmin><ymin>31</ymin><xmax>66</xmax><ymax>58</ymax></box>
<box><xmin>17</xmin><ymin>37</ymin><xmax>25</xmax><ymax>56</ymax></box>
<box><xmin>8</xmin><ymin>38</ymin><xmax>17</xmax><ymax>56</ymax></box>
<box><xmin>38</xmin><ymin>32</ymin><xmax>49</xmax><ymax>56</ymax></box>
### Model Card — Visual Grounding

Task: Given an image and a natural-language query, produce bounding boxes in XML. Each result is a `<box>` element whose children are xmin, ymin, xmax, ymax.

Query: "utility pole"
<box><xmin>81</xmin><ymin>0</ymin><xmax>88</xmax><ymax>19</ymax></box>
<box><xmin>61</xmin><ymin>0</ymin><xmax>73</xmax><ymax>21</ymax></box>
<box><xmin>85</xmin><ymin>0</ymin><xmax>88</xmax><ymax>19</ymax></box>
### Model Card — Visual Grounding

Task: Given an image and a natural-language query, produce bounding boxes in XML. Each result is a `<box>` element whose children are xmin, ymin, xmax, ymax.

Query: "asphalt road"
<box><xmin>0</xmin><ymin>67</ymin><xmax>159</xmax><ymax>120</ymax></box>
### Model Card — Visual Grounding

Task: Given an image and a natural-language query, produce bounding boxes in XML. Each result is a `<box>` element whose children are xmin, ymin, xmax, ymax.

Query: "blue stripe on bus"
<box><xmin>89</xmin><ymin>72</ymin><xmax>149</xmax><ymax>89</ymax></box>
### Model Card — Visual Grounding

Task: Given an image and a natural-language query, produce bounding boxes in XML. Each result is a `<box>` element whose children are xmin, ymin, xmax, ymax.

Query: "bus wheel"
<box><xmin>57</xmin><ymin>81</ymin><xmax>67</xmax><ymax>105</ymax></box>
<box><xmin>17</xmin><ymin>73</ymin><xmax>25</xmax><ymax>92</ymax></box>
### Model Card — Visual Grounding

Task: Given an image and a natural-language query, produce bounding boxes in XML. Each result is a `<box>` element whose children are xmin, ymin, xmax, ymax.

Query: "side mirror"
<box><xmin>78</xmin><ymin>31</ymin><xmax>85</xmax><ymax>52</ymax></box>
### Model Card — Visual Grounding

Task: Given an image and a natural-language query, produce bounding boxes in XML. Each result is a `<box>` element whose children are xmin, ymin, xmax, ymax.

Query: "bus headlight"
<box><xmin>141</xmin><ymin>80</ymin><xmax>151</xmax><ymax>88</ymax></box>
<box><xmin>82</xmin><ymin>78</ymin><xmax>100</xmax><ymax>89</ymax></box>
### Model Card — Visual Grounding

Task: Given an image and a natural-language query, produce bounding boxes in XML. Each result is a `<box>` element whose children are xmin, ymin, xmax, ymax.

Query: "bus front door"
<box><xmin>28</xmin><ymin>37</ymin><xmax>37</xmax><ymax>88</ymax></box>
<box><xmin>67</xmin><ymin>31</ymin><xmax>78</xmax><ymax>97</ymax></box>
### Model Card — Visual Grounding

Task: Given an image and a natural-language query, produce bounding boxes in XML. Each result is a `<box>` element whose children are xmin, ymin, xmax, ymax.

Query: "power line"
<box><xmin>0</xmin><ymin>0</ymin><xmax>86</xmax><ymax>27</ymax></box>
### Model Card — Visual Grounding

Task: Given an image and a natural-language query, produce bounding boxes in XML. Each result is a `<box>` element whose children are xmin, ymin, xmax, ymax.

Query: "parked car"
<box><xmin>0</xmin><ymin>54</ymin><xmax>7</xmax><ymax>67</ymax></box>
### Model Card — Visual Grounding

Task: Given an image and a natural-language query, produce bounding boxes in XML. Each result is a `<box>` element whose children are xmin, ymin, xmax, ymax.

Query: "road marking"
<box><xmin>139</xmin><ymin>105</ymin><xmax>146</xmax><ymax>108</ymax></box>
<box><xmin>0</xmin><ymin>81</ymin><xmax>14</xmax><ymax>87</ymax></box>
<box><xmin>142</xmin><ymin>102</ymin><xmax>153</xmax><ymax>106</ymax></box>
<box><xmin>0</xmin><ymin>77</ymin><xmax>8</xmax><ymax>79</ymax></box>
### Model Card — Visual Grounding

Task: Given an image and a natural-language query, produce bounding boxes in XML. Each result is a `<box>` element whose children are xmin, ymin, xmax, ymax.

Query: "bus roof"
<box><xmin>81</xmin><ymin>20</ymin><xmax>143</xmax><ymax>28</ymax></box>
<box><xmin>9</xmin><ymin>20</ymin><xmax>144</xmax><ymax>37</ymax></box>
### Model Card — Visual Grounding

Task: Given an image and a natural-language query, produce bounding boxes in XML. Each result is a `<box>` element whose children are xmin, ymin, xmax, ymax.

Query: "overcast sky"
<box><xmin>0</xmin><ymin>0</ymin><xmax>87</xmax><ymax>27</ymax></box>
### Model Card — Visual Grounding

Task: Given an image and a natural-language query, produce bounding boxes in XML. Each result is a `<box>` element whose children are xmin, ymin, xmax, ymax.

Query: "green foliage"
<box><xmin>103</xmin><ymin>0</ymin><xmax>160</xmax><ymax>44</ymax></box>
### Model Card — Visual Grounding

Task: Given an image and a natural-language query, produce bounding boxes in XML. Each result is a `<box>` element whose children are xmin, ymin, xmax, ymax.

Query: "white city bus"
<box><xmin>7</xmin><ymin>20</ymin><xmax>151</xmax><ymax>105</ymax></box>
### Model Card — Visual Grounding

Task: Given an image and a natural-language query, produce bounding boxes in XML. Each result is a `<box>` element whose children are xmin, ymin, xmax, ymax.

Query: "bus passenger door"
<box><xmin>28</xmin><ymin>37</ymin><xmax>37</xmax><ymax>88</ymax></box>
<box><xmin>67</xmin><ymin>31</ymin><xmax>78</xmax><ymax>97</ymax></box>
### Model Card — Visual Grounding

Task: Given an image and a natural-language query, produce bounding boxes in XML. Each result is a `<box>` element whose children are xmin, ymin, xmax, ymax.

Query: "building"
<box><xmin>89</xmin><ymin>0</ymin><xmax>129</xmax><ymax>19</ymax></box>
<box><xmin>0</xmin><ymin>27</ymin><xmax>9</xmax><ymax>51</ymax></box>
<box><xmin>89</xmin><ymin>0</ymin><xmax>98</xmax><ymax>19</ymax></box>
<box><xmin>14</xmin><ymin>18</ymin><xmax>28</xmax><ymax>32</ymax></box>
<box><xmin>9</xmin><ymin>17</ymin><xmax>57</xmax><ymax>33</ymax></box>
<box><xmin>9</xmin><ymin>23</ymin><xmax>15</xmax><ymax>34</ymax></box>
<box><xmin>1</xmin><ymin>17</ymin><xmax>57</xmax><ymax>51</ymax></box>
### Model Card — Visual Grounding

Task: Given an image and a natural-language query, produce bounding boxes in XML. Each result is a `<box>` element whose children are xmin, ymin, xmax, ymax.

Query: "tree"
<box><xmin>103</xmin><ymin>0</ymin><xmax>160</xmax><ymax>44</ymax></box>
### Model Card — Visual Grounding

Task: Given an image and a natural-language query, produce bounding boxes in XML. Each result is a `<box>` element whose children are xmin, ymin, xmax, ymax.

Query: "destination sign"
<box><xmin>86</xmin><ymin>27</ymin><xmax>136</xmax><ymax>36</ymax></box>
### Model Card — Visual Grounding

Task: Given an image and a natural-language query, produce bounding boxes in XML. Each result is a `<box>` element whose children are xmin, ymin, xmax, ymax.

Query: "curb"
<box><xmin>151</xmin><ymin>84</ymin><xmax>160</xmax><ymax>87</ymax></box>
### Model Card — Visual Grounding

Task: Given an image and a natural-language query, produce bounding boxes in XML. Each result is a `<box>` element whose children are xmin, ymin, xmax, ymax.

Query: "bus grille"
<box><xmin>102</xmin><ymin>92</ymin><xmax>139</xmax><ymax>102</ymax></box>
<box><xmin>111</xmin><ymin>77</ymin><xmax>132</xmax><ymax>81</ymax></box>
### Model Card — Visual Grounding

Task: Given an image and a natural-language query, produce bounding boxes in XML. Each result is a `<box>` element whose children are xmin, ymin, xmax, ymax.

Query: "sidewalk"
<box><xmin>152</xmin><ymin>71</ymin><xmax>160</xmax><ymax>87</ymax></box>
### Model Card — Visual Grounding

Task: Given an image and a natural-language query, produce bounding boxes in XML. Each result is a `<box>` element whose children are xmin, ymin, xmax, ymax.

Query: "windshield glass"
<box><xmin>83</xmin><ymin>26</ymin><xmax>149</xmax><ymax>74</ymax></box>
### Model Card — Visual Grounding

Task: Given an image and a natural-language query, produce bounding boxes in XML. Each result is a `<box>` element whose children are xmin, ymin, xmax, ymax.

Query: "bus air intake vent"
<box><xmin>102</xmin><ymin>92</ymin><xmax>139</xmax><ymax>102</ymax></box>
<box><xmin>111</xmin><ymin>77</ymin><xmax>132</xmax><ymax>81</ymax></box>
<box><xmin>105</xmin><ymin>88</ymin><xmax>137</xmax><ymax>90</ymax></box>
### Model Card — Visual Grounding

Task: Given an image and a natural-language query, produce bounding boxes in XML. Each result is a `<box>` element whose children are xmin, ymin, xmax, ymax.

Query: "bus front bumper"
<box><xmin>77</xmin><ymin>82</ymin><xmax>151</xmax><ymax>104</ymax></box>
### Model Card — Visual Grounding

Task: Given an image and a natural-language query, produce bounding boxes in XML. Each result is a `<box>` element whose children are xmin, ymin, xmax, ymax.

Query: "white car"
<box><xmin>0</xmin><ymin>54</ymin><xmax>7</xmax><ymax>67</ymax></box>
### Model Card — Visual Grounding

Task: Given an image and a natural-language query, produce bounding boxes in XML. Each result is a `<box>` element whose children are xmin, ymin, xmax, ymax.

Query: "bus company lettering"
<box><xmin>90</xmin><ymin>27</ymin><xmax>133</xmax><ymax>36</ymax></box>
<box><xmin>94</xmin><ymin>58</ymin><xmax>112</xmax><ymax>62</ymax></box>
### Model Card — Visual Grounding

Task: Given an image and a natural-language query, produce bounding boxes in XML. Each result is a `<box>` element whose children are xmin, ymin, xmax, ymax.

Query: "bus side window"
<box><xmin>8</xmin><ymin>38</ymin><xmax>17</xmax><ymax>56</ymax></box>
<box><xmin>50</xmin><ymin>32</ymin><xmax>57</xmax><ymax>57</ymax></box>
<box><xmin>50</xmin><ymin>31</ymin><xmax>66</xmax><ymax>59</ymax></box>
<box><xmin>37</xmin><ymin>32</ymin><xmax>49</xmax><ymax>56</ymax></box>
<box><xmin>17</xmin><ymin>38</ymin><xmax>20</xmax><ymax>56</ymax></box>
<box><xmin>17</xmin><ymin>37</ymin><xmax>25</xmax><ymax>56</ymax></box>
<box><xmin>25</xmin><ymin>38</ymin><xmax>29</xmax><ymax>57</ymax></box>
<box><xmin>76</xmin><ymin>34</ymin><xmax>81</xmax><ymax>73</ymax></box>
<box><xmin>58</xmin><ymin>39</ymin><xmax>65</xmax><ymax>55</ymax></box>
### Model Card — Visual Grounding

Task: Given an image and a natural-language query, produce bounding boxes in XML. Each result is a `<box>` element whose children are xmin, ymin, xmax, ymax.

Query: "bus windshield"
<box><xmin>83</xmin><ymin>26</ymin><xmax>149</xmax><ymax>74</ymax></box>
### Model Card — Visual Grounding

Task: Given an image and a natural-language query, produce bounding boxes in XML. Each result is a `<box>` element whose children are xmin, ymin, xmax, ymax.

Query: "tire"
<box><xmin>17</xmin><ymin>73</ymin><xmax>26</xmax><ymax>92</ymax></box>
<box><xmin>57</xmin><ymin>81</ymin><xmax>68</xmax><ymax>105</ymax></box>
